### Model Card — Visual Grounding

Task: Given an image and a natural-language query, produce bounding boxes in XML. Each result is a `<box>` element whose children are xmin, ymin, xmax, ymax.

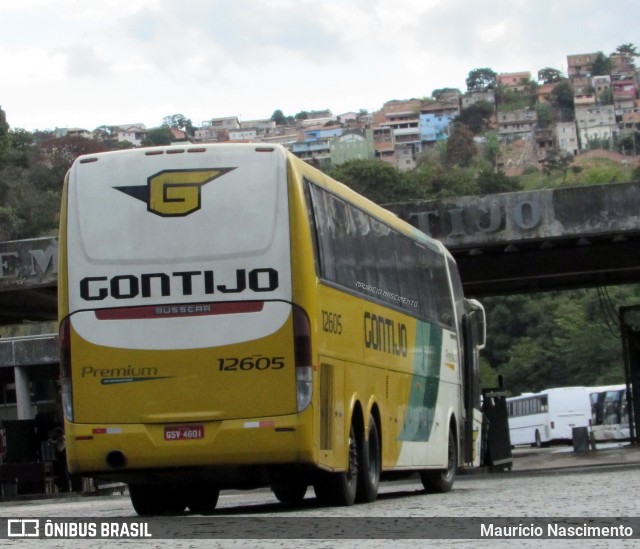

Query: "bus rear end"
<box><xmin>59</xmin><ymin>145</ymin><xmax>312</xmax><ymax>508</ymax></box>
<box><xmin>546</xmin><ymin>387</ymin><xmax>592</xmax><ymax>442</ymax></box>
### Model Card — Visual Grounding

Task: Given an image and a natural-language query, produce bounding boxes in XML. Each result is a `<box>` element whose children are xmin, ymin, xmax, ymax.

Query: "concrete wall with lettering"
<box><xmin>0</xmin><ymin>237</ymin><xmax>58</xmax><ymax>291</ymax></box>
<box><xmin>388</xmin><ymin>181</ymin><xmax>640</xmax><ymax>250</ymax></box>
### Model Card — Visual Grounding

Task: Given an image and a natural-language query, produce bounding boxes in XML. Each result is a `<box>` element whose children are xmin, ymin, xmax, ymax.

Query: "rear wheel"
<box><xmin>314</xmin><ymin>423</ymin><xmax>358</xmax><ymax>506</ymax></box>
<box><xmin>129</xmin><ymin>483</ymin><xmax>187</xmax><ymax>516</ymax></box>
<box><xmin>356</xmin><ymin>414</ymin><xmax>381</xmax><ymax>503</ymax></box>
<box><xmin>420</xmin><ymin>426</ymin><xmax>457</xmax><ymax>493</ymax></box>
<box><xmin>272</xmin><ymin>480</ymin><xmax>308</xmax><ymax>504</ymax></box>
<box><xmin>186</xmin><ymin>485</ymin><xmax>220</xmax><ymax>514</ymax></box>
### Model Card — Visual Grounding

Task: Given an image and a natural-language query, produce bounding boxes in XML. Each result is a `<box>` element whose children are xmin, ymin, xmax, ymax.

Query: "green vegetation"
<box><xmin>0</xmin><ymin>109</ymin><xmax>108</xmax><ymax>239</ymax></box>
<box><xmin>482</xmin><ymin>286</ymin><xmax>639</xmax><ymax>395</ymax></box>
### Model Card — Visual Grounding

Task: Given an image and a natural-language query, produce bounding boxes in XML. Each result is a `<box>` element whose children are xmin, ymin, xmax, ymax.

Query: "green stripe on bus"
<box><xmin>399</xmin><ymin>321</ymin><xmax>443</xmax><ymax>442</ymax></box>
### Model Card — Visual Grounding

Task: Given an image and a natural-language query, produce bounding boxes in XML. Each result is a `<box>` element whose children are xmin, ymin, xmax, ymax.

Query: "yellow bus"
<box><xmin>58</xmin><ymin>143</ymin><xmax>486</xmax><ymax>515</ymax></box>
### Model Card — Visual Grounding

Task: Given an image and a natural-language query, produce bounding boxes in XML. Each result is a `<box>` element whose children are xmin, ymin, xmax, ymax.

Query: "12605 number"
<box><xmin>218</xmin><ymin>356</ymin><xmax>285</xmax><ymax>371</ymax></box>
<box><xmin>322</xmin><ymin>310</ymin><xmax>343</xmax><ymax>335</ymax></box>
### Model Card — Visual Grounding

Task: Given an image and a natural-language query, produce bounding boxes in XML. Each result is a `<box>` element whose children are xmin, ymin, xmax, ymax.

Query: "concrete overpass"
<box><xmin>0</xmin><ymin>237</ymin><xmax>57</xmax><ymax>325</ymax></box>
<box><xmin>387</xmin><ymin>180</ymin><xmax>640</xmax><ymax>297</ymax></box>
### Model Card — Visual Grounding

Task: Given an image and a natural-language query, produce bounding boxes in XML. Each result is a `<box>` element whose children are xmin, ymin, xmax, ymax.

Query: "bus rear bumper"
<box><xmin>65</xmin><ymin>412</ymin><xmax>314</xmax><ymax>479</ymax></box>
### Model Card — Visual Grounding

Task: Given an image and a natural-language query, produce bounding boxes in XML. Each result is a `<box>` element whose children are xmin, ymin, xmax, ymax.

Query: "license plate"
<box><xmin>164</xmin><ymin>424</ymin><xmax>204</xmax><ymax>441</ymax></box>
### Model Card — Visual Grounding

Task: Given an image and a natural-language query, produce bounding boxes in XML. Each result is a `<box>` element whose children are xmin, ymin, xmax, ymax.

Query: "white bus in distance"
<box><xmin>507</xmin><ymin>387</ymin><xmax>592</xmax><ymax>447</ymax></box>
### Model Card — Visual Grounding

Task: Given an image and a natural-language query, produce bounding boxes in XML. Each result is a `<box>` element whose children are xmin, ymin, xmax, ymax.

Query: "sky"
<box><xmin>1</xmin><ymin>0</ymin><xmax>638</xmax><ymax>132</ymax></box>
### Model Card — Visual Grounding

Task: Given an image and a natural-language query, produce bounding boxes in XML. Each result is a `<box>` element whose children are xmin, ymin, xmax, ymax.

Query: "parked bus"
<box><xmin>58</xmin><ymin>143</ymin><xmax>486</xmax><ymax>515</ymax></box>
<box><xmin>507</xmin><ymin>387</ymin><xmax>592</xmax><ymax>447</ymax></box>
<box><xmin>589</xmin><ymin>384</ymin><xmax>630</xmax><ymax>441</ymax></box>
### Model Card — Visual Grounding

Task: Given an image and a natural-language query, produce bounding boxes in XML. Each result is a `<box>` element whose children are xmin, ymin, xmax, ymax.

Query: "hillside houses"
<box><xmin>53</xmin><ymin>47</ymin><xmax>639</xmax><ymax>173</ymax></box>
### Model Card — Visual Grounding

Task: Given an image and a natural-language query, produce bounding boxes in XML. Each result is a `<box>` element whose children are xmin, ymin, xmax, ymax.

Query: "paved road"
<box><xmin>3</xmin><ymin>455</ymin><xmax>640</xmax><ymax>549</ymax></box>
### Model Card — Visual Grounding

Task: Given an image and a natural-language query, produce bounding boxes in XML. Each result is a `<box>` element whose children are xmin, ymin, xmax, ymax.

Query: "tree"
<box><xmin>550</xmin><ymin>80</ymin><xmax>575</xmax><ymax>122</ymax></box>
<box><xmin>537</xmin><ymin>67</ymin><xmax>563</xmax><ymax>84</ymax></box>
<box><xmin>162</xmin><ymin>114</ymin><xmax>195</xmax><ymax>136</ymax></box>
<box><xmin>0</xmin><ymin>106</ymin><xmax>11</xmax><ymax>166</ymax></box>
<box><xmin>271</xmin><ymin>109</ymin><xmax>287</xmax><ymax>126</ymax></box>
<box><xmin>535</xmin><ymin>102</ymin><xmax>555</xmax><ymax>128</ymax></box>
<box><xmin>411</xmin><ymin>162</ymin><xmax>478</xmax><ymax>199</ymax></box>
<box><xmin>495</xmin><ymin>82</ymin><xmax>537</xmax><ymax>111</ymax></box>
<box><xmin>29</xmin><ymin>135</ymin><xmax>108</xmax><ymax>191</ymax></box>
<box><xmin>0</xmin><ymin>134</ymin><xmax>107</xmax><ymax>239</ymax></box>
<box><xmin>457</xmin><ymin>100</ymin><xmax>495</xmax><ymax>135</ymax></box>
<box><xmin>615</xmin><ymin>43</ymin><xmax>638</xmax><ymax>58</ymax></box>
<box><xmin>477</xmin><ymin>169</ymin><xmax>521</xmax><ymax>194</ymax></box>
<box><xmin>141</xmin><ymin>127</ymin><xmax>173</xmax><ymax>147</ymax></box>
<box><xmin>482</xmin><ymin>132</ymin><xmax>501</xmax><ymax>171</ymax></box>
<box><xmin>92</xmin><ymin>125</ymin><xmax>118</xmax><ymax>148</ymax></box>
<box><xmin>587</xmin><ymin>136</ymin><xmax>611</xmax><ymax>151</ymax></box>
<box><xmin>325</xmin><ymin>159</ymin><xmax>417</xmax><ymax>204</ymax></box>
<box><xmin>540</xmin><ymin>148</ymin><xmax>574</xmax><ymax>182</ymax></box>
<box><xmin>7</xmin><ymin>128</ymin><xmax>34</xmax><ymax>168</ymax></box>
<box><xmin>591</xmin><ymin>51</ymin><xmax>613</xmax><ymax>76</ymax></box>
<box><xmin>0</xmin><ymin>205</ymin><xmax>20</xmax><ymax>240</ymax></box>
<box><xmin>616</xmin><ymin>133</ymin><xmax>636</xmax><ymax>155</ymax></box>
<box><xmin>444</xmin><ymin>123</ymin><xmax>476</xmax><ymax>167</ymax></box>
<box><xmin>465</xmin><ymin>68</ymin><xmax>497</xmax><ymax>92</ymax></box>
<box><xmin>431</xmin><ymin>87</ymin><xmax>461</xmax><ymax>100</ymax></box>
<box><xmin>484</xmin><ymin>287</ymin><xmax>639</xmax><ymax>394</ymax></box>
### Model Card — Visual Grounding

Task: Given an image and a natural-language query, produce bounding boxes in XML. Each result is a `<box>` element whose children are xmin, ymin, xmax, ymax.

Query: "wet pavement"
<box><xmin>509</xmin><ymin>441</ymin><xmax>640</xmax><ymax>473</ymax></box>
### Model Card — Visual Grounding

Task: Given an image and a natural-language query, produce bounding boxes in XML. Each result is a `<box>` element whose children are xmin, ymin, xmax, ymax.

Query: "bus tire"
<box><xmin>356</xmin><ymin>414</ymin><xmax>381</xmax><ymax>503</ymax></box>
<box><xmin>129</xmin><ymin>483</ymin><xmax>187</xmax><ymax>516</ymax></box>
<box><xmin>420</xmin><ymin>426</ymin><xmax>457</xmax><ymax>493</ymax></box>
<box><xmin>272</xmin><ymin>480</ymin><xmax>308</xmax><ymax>504</ymax></box>
<box><xmin>186</xmin><ymin>485</ymin><xmax>220</xmax><ymax>514</ymax></box>
<box><xmin>313</xmin><ymin>423</ymin><xmax>358</xmax><ymax>506</ymax></box>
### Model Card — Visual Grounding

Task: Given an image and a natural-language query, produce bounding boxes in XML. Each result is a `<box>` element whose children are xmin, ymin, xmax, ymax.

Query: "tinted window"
<box><xmin>307</xmin><ymin>179</ymin><xmax>454</xmax><ymax>327</ymax></box>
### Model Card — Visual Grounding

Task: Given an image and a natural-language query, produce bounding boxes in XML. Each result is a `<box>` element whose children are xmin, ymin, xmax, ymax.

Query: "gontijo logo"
<box><xmin>114</xmin><ymin>168</ymin><xmax>235</xmax><ymax>217</ymax></box>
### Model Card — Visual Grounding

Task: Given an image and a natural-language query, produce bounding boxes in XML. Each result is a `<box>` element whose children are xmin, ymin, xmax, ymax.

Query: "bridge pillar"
<box><xmin>14</xmin><ymin>366</ymin><xmax>34</xmax><ymax>420</ymax></box>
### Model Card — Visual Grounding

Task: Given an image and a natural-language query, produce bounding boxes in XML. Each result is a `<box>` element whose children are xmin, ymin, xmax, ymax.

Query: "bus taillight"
<box><xmin>59</xmin><ymin>317</ymin><xmax>74</xmax><ymax>422</ymax></box>
<box><xmin>293</xmin><ymin>306</ymin><xmax>312</xmax><ymax>412</ymax></box>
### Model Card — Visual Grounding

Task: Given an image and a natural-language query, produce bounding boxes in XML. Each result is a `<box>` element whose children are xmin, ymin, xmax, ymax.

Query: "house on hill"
<box><xmin>116</xmin><ymin>124</ymin><xmax>147</xmax><ymax>147</ymax></box>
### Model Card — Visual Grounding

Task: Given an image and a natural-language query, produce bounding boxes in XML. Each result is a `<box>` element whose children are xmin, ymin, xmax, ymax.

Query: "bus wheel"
<box><xmin>356</xmin><ymin>414</ymin><xmax>381</xmax><ymax>503</ymax></box>
<box><xmin>272</xmin><ymin>480</ymin><xmax>308</xmax><ymax>504</ymax></box>
<box><xmin>186</xmin><ymin>485</ymin><xmax>220</xmax><ymax>514</ymax></box>
<box><xmin>420</xmin><ymin>426</ymin><xmax>457</xmax><ymax>493</ymax></box>
<box><xmin>313</xmin><ymin>423</ymin><xmax>358</xmax><ymax>506</ymax></box>
<box><xmin>129</xmin><ymin>483</ymin><xmax>187</xmax><ymax>516</ymax></box>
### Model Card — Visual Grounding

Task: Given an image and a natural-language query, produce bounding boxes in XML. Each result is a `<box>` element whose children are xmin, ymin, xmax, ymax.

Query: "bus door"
<box><xmin>462</xmin><ymin>300</ymin><xmax>487</xmax><ymax>467</ymax></box>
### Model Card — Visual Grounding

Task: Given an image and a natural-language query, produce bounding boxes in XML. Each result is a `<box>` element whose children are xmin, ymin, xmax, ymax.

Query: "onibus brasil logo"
<box><xmin>115</xmin><ymin>168</ymin><xmax>235</xmax><ymax>217</ymax></box>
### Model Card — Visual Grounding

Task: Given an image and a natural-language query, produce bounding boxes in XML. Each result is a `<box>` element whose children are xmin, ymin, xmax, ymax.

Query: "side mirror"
<box><xmin>466</xmin><ymin>298</ymin><xmax>486</xmax><ymax>350</ymax></box>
